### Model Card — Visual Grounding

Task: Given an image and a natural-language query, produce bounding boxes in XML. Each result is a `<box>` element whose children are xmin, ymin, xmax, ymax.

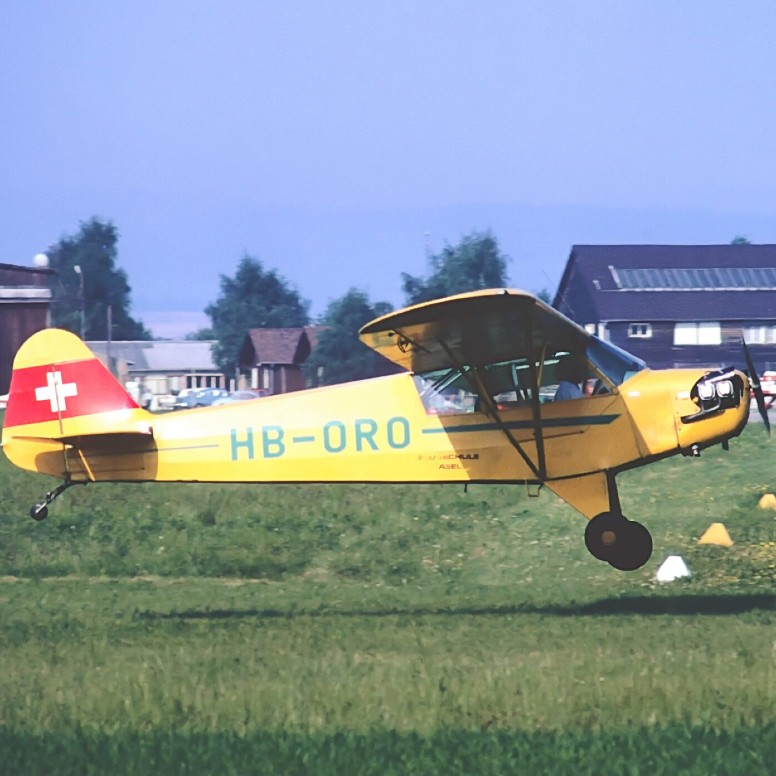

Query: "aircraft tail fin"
<box><xmin>3</xmin><ymin>328</ymin><xmax>149</xmax><ymax>438</ymax></box>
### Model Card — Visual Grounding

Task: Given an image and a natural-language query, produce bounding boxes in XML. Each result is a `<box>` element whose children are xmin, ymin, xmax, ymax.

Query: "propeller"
<box><xmin>742</xmin><ymin>336</ymin><xmax>771</xmax><ymax>434</ymax></box>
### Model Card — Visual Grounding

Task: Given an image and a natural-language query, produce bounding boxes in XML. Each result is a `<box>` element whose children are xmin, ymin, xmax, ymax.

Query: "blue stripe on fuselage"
<box><xmin>421</xmin><ymin>414</ymin><xmax>620</xmax><ymax>435</ymax></box>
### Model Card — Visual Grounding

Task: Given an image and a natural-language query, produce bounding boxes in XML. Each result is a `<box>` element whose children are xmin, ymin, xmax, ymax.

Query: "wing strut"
<box><xmin>527</xmin><ymin>318</ymin><xmax>548</xmax><ymax>480</ymax></box>
<box><xmin>435</xmin><ymin>337</ymin><xmax>546</xmax><ymax>482</ymax></box>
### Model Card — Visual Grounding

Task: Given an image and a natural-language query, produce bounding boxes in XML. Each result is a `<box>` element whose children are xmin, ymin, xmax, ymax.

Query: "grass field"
<box><xmin>1</xmin><ymin>418</ymin><xmax>774</xmax><ymax>774</ymax></box>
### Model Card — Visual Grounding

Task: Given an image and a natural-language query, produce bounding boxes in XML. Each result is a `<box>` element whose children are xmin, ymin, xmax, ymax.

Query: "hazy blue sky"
<box><xmin>3</xmin><ymin>2</ymin><xmax>776</xmax><ymax>336</ymax></box>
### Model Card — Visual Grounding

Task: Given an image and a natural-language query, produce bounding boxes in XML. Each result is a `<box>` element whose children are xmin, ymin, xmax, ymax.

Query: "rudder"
<box><xmin>3</xmin><ymin>328</ymin><xmax>140</xmax><ymax>432</ymax></box>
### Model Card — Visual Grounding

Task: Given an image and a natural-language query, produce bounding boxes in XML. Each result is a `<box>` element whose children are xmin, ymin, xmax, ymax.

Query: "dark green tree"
<box><xmin>205</xmin><ymin>255</ymin><xmax>310</xmax><ymax>375</ymax></box>
<box><xmin>401</xmin><ymin>230</ymin><xmax>509</xmax><ymax>305</ymax></box>
<box><xmin>47</xmin><ymin>217</ymin><xmax>150</xmax><ymax>340</ymax></box>
<box><xmin>304</xmin><ymin>289</ymin><xmax>393</xmax><ymax>386</ymax></box>
<box><xmin>536</xmin><ymin>287</ymin><xmax>552</xmax><ymax>305</ymax></box>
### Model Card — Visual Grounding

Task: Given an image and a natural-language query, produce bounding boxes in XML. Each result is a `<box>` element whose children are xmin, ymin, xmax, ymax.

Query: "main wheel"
<box><xmin>608</xmin><ymin>521</ymin><xmax>653</xmax><ymax>571</ymax></box>
<box><xmin>584</xmin><ymin>511</ymin><xmax>629</xmax><ymax>562</ymax></box>
<box><xmin>30</xmin><ymin>504</ymin><xmax>48</xmax><ymax>521</ymax></box>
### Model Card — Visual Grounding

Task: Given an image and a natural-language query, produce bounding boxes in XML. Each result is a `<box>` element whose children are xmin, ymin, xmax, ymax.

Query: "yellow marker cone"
<box><xmin>698</xmin><ymin>522</ymin><xmax>733</xmax><ymax>547</ymax></box>
<box><xmin>758</xmin><ymin>493</ymin><xmax>776</xmax><ymax>510</ymax></box>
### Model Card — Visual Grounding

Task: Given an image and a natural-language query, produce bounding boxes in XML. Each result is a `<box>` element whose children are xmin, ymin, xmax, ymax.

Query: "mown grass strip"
<box><xmin>2</xmin><ymin>725</ymin><xmax>774</xmax><ymax>776</ymax></box>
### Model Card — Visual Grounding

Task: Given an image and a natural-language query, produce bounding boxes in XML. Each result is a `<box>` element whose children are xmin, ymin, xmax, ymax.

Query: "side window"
<box><xmin>413</xmin><ymin>360</ymin><xmax>535</xmax><ymax>415</ymax></box>
<box><xmin>537</xmin><ymin>352</ymin><xmax>608</xmax><ymax>403</ymax></box>
<box><xmin>413</xmin><ymin>347</ymin><xmax>625</xmax><ymax>415</ymax></box>
<box><xmin>413</xmin><ymin>369</ymin><xmax>479</xmax><ymax>415</ymax></box>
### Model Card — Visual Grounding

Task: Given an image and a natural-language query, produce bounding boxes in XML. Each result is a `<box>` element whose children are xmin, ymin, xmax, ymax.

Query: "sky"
<box><xmin>2</xmin><ymin>1</ymin><xmax>776</xmax><ymax>338</ymax></box>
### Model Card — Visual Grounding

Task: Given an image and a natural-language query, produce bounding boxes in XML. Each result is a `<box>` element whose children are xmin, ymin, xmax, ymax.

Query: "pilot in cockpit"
<box><xmin>554</xmin><ymin>355</ymin><xmax>584</xmax><ymax>401</ymax></box>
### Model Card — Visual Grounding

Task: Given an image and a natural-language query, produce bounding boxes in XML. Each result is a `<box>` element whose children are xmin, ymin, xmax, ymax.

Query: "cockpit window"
<box><xmin>413</xmin><ymin>366</ymin><xmax>481</xmax><ymax>415</ymax></box>
<box><xmin>413</xmin><ymin>339</ymin><xmax>645</xmax><ymax>416</ymax></box>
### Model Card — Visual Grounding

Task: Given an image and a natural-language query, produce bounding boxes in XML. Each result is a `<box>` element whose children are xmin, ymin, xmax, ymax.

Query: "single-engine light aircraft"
<box><xmin>2</xmin><ymin>289</ymin><xmax>766</xmax><ymax>571</ymax></box>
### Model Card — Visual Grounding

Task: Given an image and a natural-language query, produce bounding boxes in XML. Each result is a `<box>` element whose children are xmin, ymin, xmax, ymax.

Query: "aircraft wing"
<box><xmin>359</xmin><ymin>288</ymin><xmax>591</xmax><ymax>373</ymax></box>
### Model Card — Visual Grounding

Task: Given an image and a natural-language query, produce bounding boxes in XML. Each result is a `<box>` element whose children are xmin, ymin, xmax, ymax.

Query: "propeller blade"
<box><xmin>742</xmin><ymin>336</ymin><xmax>771</xmax><ymax>434</ymax></box>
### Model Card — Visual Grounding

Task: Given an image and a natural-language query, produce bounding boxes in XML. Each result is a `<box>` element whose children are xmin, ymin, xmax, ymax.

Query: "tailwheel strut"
<box><xmin>30</xmin><ymin>476</ymin><xmax>82</xmax><ymax>521</ymax></box>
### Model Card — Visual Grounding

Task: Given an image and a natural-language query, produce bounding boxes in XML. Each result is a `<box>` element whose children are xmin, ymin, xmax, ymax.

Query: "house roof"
<box><xmin>0</xmin><ymin>262</ymin><xmax>54</xmax><ymax>285</ymax></box>
<box><xmin>240</xmin><ymin>328</ymin><xmax>310</xmax><ymax>366</ymax></box>
<box><xmin>304</xmin><ymin>325</ymin><xmax>323</xmax><ymax>352</ymax></box>
<box><xmin>554</xmin><ymin>245</ymin><xmax>776</xmax><ymax>322</ymax></box>
<box><xmin>87</xmin><ymin>340</ymin><xmax>218</xmax><ymax>372</ymax></box>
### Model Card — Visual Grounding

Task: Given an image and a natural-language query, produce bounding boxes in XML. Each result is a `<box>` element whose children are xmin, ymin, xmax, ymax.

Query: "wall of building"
<box><xmin>0</xmin><ymin>264</ymin><xmax>53</xmax><ymax>394</ymax></box>
<box><xmin>607</xmin><ymin>321</ymin><xmax>776</xmax><ymax>371</ymax></box>
<box><xmin>0</xmin><ymin>303</ymin><xmax>50</xmax><ymax>394</ymax></box>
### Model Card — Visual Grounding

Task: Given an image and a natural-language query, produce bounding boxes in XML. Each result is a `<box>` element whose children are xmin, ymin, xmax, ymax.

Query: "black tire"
<box><xmin>584</xmin><ymin>511</ymin><xmax>628</xmax><ymax>562</ymax></box>
<box><xmin>608</xmin><ymin>520</ymin><xmax>653</xmax><ymax>571</ymax></box>
<box><xmin>30</xmin><ymin>504</ymin><xmax>48</xmax><ymax>521</ymax></box>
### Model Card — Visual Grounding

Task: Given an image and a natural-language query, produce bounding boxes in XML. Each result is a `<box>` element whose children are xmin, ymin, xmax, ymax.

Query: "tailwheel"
<box><xmin>28</xmin><ymin>477</ymin><xmax>80</xmax><ymax>521</ymax></box>
<box><xmin>584</xmin><ymin>513</ymin><xmax>653</xmax><ymax>571</ymax></box>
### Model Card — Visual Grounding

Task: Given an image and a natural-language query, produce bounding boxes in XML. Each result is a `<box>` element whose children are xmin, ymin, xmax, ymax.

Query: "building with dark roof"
<box><xmin>238</xmin><ymin>327</ymin><xmax>313</xmax><ymax>394</ymax></box>
<box><xmin>553</xmin><ymin>245</ymin><xmax>776</xmax><ymax>370</ymax></box>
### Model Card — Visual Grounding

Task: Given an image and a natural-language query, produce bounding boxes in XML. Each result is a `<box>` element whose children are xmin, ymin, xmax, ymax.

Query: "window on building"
<box><xmin>743</xmin><ymin>325</ymin><xmax>776</xmax><ymax>344</ymax></box>
<box><xmin>674</xmin><ymin>322</ymin><xmax>721</xmax><ymax>346</ymax></box>
<box><xmin>628</xmin><ymin>323</ymin><xmax>652</xmax><ymax>338</ymax></box>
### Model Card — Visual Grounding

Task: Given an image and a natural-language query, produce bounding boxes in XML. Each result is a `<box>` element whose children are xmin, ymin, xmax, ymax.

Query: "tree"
<box><xmin>731</xmin><ymin>236</ymin><xmax>752</xmax><ymax>245</ymax></box>
<box><xmin>401</xmin><ymin>230</ymin><xmax>509</xmax><ymax>305</ymax></box>
<box><xmin>47</xmin><ymin>217</ymin><xmax>150</xmax><ymax>340</ymax></box>
<box><xmin>205</xmin><ymin>255</ymin><xmax>310</xmax><ymax>375</ymax></box>
<box><xmin>536</xmin><ymin>287</ymin><xmax>552</xmax><ymax>305</ymax></box>
<box><xmin>304</xmin><ymin>289</ymin><xmax>393</xmax><ymax>386</ymax></box>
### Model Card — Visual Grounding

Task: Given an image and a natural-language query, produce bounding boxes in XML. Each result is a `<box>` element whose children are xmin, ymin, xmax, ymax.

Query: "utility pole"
<box><xmin>106</xmin><ymin>305</ymin><xmax>112</xmax><ymax>375</ymax></box>
<box><xmin>74</xmin><ymin>265</ymin><xmax>85</xmax><ymax>339</ymax></box>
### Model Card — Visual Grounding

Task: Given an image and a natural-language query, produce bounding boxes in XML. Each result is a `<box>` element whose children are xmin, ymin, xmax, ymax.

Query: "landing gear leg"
<box><xmin>583</xmin><ymin>472</ymin><xmax>653</xmax><ymax>571</ymax></box>
<box><xmin>30</xmin><ymin>477</ymin><xmax>79</xmax><ymax>521</ymax></box>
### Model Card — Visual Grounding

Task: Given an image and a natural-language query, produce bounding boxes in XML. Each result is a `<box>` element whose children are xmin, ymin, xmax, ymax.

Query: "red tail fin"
<box><xmin>3</xmin><ymin>328</ymin><xmax>139</xmax><ymax>430</ymax></box>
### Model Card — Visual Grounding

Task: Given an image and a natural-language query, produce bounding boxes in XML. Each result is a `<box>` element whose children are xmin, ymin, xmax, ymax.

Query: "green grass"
<box><xmin>0</xmin><ymin>422</ymin><xmax>775</xmax><ymax>773</ymax></box>
<box><xmin>3</xmin><ymin>726</ymin><xmax>775</xmax><ymax>776</ymax></box>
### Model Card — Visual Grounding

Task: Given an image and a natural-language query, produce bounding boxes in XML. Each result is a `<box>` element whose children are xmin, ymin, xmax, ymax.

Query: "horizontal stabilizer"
<box><xmin>4</xmin><ymin>427</ymin><xmax>153</xmax><ymax>446</ymax></box>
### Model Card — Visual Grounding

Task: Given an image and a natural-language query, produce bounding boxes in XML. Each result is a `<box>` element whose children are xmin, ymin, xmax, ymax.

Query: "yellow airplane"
<box><xmin>1</xmin><ymin>289</ymin><xmax>765</xmax><ymax>571</ymax></box>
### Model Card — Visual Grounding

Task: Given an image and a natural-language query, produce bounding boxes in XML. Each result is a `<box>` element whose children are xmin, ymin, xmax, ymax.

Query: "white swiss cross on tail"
<box><xmin>35</xmin><ymin>371</ymin><xmax>78</xmax><ymax>413</ymax></box>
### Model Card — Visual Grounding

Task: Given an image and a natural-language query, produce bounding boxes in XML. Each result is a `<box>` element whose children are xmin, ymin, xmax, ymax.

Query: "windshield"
<box><xmin>585</xmin><ymin>337</ymin><xmax>646</xmax><ymax>386</ymax></box>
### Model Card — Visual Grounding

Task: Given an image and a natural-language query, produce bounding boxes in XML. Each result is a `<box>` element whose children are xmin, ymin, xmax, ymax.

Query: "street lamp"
<box><xmin>73</xmin><ymin>265</ymin><xmax>85</xmax><ymax>340</ymax></box>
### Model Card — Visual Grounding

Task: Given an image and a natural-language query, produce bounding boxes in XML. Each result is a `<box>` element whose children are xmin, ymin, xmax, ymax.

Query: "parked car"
<box><xmin>760</xmin><ymin>371</ymin><xmax>776</xmax><ymax>409</ymax></box>
<box><xmin>212</xmin><ymin>390</ymin><xmax>268</xmax><ymax>405</ymax></box>
<box><xmin>171</xmin><ymin>388</ymin><xmax>230</xmax><ymax>410</ymax></box>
